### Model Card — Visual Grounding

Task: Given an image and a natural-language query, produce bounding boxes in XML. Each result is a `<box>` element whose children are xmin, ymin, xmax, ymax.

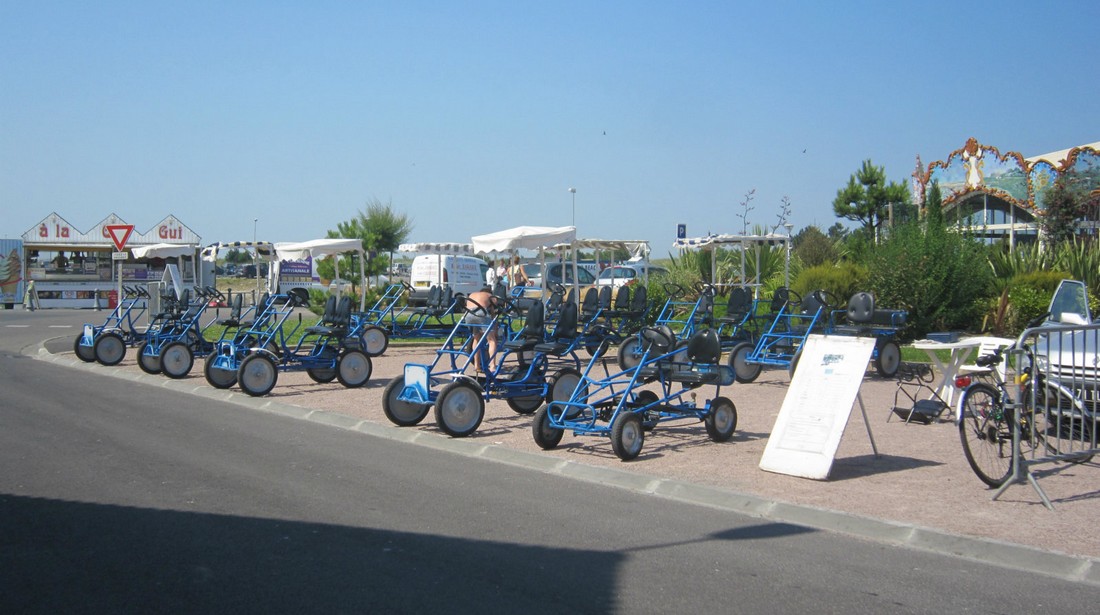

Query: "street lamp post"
<box><xmin>252</xmin><ymin>218</ymin><xmax>259</xmax><ymax>291</ymax></box>
<box><xmin>568</xmin><ymin>187</ymin><xmax>576</xmax><ymax>227</ymax></box>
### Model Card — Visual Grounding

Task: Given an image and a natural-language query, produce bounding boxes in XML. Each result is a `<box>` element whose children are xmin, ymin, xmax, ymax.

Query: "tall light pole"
<box><xmin>252</xmin><ymin>218</ymin><xmax>259</xmax><ymax>291</ymax></box>
<box><xmin>568</xmin><ymin>187</ymin><xmax>576</xmax><ymax>228</ymax></box>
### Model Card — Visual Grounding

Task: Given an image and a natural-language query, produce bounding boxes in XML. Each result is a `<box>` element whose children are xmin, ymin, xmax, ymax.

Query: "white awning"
<box><xmin>130</xmin><ymin>243</ymin><xmax>198</xmax><ymax>259</ymax></box>
<box><xmin>471</xmin><ymin>225</ymin><xmax>577</xmax><ymax>253</ymax></box>
<box><xmin>274</xmin><ymin>238</ymin><xmax>363</xmax><ymax>260</ymax></box>
<box><xmin>397</xmin><ymin>242</ymin><xmax>474</xmax><ymax>255</ymax></box>
<box><xmin>200</xmin><ymin>241</ymin><xmax>276</xmax><ymax>262</ymax></box>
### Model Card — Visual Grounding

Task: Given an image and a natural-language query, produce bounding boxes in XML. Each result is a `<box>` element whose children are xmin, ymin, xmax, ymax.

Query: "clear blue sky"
<box><xmin>3</xmin><ymin>1</ymin><xmax>1098</xmax><ymax>252</ymax></box>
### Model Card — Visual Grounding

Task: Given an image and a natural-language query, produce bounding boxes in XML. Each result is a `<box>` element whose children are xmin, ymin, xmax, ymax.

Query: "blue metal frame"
<box><xmin>76</xmin><ymin>286</ymin><xmax>149</xmax><ymax>352</ymax></box>
<box><xmin>540</xmin><ymin>327</ymin><xmax>737</xmax><ymax>460</ymax></box>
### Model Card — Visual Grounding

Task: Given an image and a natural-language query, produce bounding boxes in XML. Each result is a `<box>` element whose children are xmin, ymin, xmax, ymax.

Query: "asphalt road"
<box><xmin>2</xmin><ymin>309</ymin><xmax>1098</xmax><ymax>613</ymax></box>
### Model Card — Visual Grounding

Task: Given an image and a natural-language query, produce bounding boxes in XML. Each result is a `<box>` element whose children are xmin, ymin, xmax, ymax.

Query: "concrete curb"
<box><xmin>32</xmin><ymin>340</ymin><xmax>1100</xmax><ymax>586</ymax></box>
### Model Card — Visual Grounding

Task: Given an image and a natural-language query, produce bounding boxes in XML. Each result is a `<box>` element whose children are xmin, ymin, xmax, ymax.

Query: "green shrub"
<box><xmin>867</xmin><ymin>221</ymin><xmax>994</xmax><ymax>339</ymax></box>
<box><xmin>792</xmin><ymin>263</ymin><xmax>868</xmax><ymax>306</ymax></box>
<box><xmin>306</xmin><ymin>287</ymin><xmax>383</xmax><ymax>316</ymax></box>
<box><xmin>1002</xmin><ymin>270</ymin><xmax>1070</xmax><ymax>333</ymax></box>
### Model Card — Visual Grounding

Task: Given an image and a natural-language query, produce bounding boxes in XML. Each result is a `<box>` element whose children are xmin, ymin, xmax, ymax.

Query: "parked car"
<box><xmin>1033</xmin><ymin>279</ymin><xmax>1098</xmax><ymax>384</ymax></box>
<box><xmin>595</xmin><ymin>263</ymin><xmax>669</xmax><ymax>288</ymax></box>
<box><xmin>408</xmin><ymin>254</ymin><xmax>488</xmax><ymax>305</ymax></box>
<box><xmin>520</xmin><ymin>262</ymin><xmax>597</xmax><ymax>289</ymax></box>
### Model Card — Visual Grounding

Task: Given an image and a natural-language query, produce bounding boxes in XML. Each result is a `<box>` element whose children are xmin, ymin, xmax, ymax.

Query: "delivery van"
<box><xmin>408</xmin><ymin>254</ymin><xmax>489</xmax><ymax>305</ymax></box>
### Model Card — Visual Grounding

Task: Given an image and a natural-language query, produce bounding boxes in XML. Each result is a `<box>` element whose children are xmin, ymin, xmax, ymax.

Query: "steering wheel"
<box><xmin>663</xmin><ymin>282</ymin><xmax>686</xmax><ymax>298</ymax></box>
<box><xmin>787</xmin><ymin>289</ymin><xmax>803</xmax><ymax>307</ymax></box>
<box><xmin>287</xmin><ymin>287</ymin><xmax>310</xmax><ymax>307</ymax></box>
<box><xmin>693</xmin><ymin>282</ymin><xmax>717</xmax><ymax>298</ymax></box>
<box><xmin>548</xmin><ymin>281</ymin><xmax>566</xmax><ymax>296</ymax></box>
<box><xmin>812</xmin><ymin>289</ymin><xmax>840</xmax><ymax>311</ymax></box>
<box><xmin>401</xmin><ymin>279</ymin><xmax>413</xmax><ymax>292</ymax></box>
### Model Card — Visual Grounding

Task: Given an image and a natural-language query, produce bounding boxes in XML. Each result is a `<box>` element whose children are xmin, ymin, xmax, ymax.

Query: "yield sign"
<box><xmin>105</xmin><ymin>224</ymin><xmax>135</xmax><ymax>251</ymax></box>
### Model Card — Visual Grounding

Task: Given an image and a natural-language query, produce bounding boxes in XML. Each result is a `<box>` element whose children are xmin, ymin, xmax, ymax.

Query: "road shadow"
<box><xmin>0</xmin><ymin>493</ymin><xmax>619</xmax><ymax>614</ymax></box>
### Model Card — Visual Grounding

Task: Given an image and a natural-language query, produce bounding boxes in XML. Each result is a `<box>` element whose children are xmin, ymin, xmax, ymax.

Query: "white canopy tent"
<box><xmin>274</xmin><ymin>238</ymin><xmax>367</xmax><ymax>310</ymax></box>
<box><xmin>200</xmin><ymin>241</ymin><xmax>276</xmax><ymax>262</ymax></box>
<box><xmin>397</xmin><ymin>242</ymin><xmax>474</xmax><ymax>255</ymax></box>
<box><xmin>200</xmin><ymin>241</ymin><xmax>277</xmax><ymax>294</ymax></box>
<box><xmin>471</xmin><ymin>225</ymin><xmax>577</xmax><ymax>253</ymax></box>
<box><xmin>672</xmin><ymin>233</ymin><xmax>792</xmax><ymax>297</ymax></box>
<box><xmin>545</xmin><ymin>238</ymin><xmax>654</xmax><ymax>295</ymax></box>
<box><xmin>129</xmin><ymin>242</ymin><xmax>202</xmax><ymax>291</ymax></box>
<box><xmin>470</xmin><ymin>226</ymin><xmax>578</xmax><ymax>298</ymax></box>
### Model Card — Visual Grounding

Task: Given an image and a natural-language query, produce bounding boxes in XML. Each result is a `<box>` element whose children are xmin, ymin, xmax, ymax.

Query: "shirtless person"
<box><xmin>464</xmin><ymin>287</ymin><xmax>501</xmax><ymax>372</ymax></box>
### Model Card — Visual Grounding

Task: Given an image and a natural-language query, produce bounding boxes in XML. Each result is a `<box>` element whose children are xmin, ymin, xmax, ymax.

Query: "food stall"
<box><xmin>20</xmin><ymin>212</ymin><xmax>201</xmax><ymax>308</ymax></box>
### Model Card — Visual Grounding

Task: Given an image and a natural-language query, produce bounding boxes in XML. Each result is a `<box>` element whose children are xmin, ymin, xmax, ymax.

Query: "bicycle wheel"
<box><xmin>958</xmin><ymin>382</ymin><xmax>1013</xmax><ymax>488</ymax></box>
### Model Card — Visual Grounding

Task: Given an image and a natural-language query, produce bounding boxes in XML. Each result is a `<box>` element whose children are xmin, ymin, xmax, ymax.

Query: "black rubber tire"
<box><xmin>94</xmin><ymin>332</ymin><xmax>126</xmax><ymax>366</ymax></box>
<box><xmin>958</xmin><ymin>382</ymin><xmax>1013</xmax><ymax>488</ymax></box>
<box><xmin>336</xmin><ymin>349</ymin><xmax>372</xmax><ymax>388</ymax></box>
<box><xmin>74</xmin><ymin>333</ymin><xmax>96</xmax><ymax>362</ymax></box>
<box><xmin>161</xmin><ymin>341</ymin><xmax>194</xmax><ymax>379</ymax></box>
<box><xmin>610</xmin><ymin>412</ymin><xmax>645</xmax><ymax>461</ymax></box>
<box><xmin>306</xmin><ymin>346</ymin><xmax>339</xmax><ymax>383</ymax></box>
<box><xmin>361</xmin><ymin>325</ymin><xmax>389</xmax><ymax>357</ymax></box>
<box><xmin>136</xmin><ymin>341</ymin><xmax>162</xmax><ymax>375</ymax></box>
<box><xmin>307</xmin><ymin>368</ymin><xmax>337</xmax><ymax>383</ymax></box>
<box><xmin>238</xmin><ymin>353</ymin><xmax>279</xmax><ymax>397</ymax></box>
<box><xmin>875</xmin><ymin>340</ymin><xmax>901</xmax><ymax>378</ymax></box>
<box><xmin>434</xmin><ymin>380</ymin><xmax>485</xmax><ymax>437</ymax></box>
<box><xmin>382</xmin><ymin>375</ymin><xmax>431</xmax><ymax>426</ymax></box>
<box><xmin>506</xmin><ymin>394</ymin><xmax>543</xmax><ymax>415</ymax></box>
<box><xmin>585</xmin><ymin>338</ymin><xmax>609</xmax><ymax>358</ymax></box>
<box><xmin>532</xmin><ymin>405</ymin><xmax>564</xmax><ymax>450</ymax></box>
<box><xmin>705</xmin><ymin>396</ymin><xmax>738</xmax><ymax>442</ymax></box>
<box><xmin>617</xmin><ymin>337</ymin><xmax>644</xmax><ymax>371</ymax></box>
<box><xmin>729</xmin><ymin>342</ymin><xmax>761</xmax><ymax>383</ymax></box>
<box><xmin>204</xmin><ymin>352</ymin><xmax>237</xmax><ymax>389</ymax></box>
<box><xmin>547</xmin><ymin>368</ymin><xmax>585</xmax><ymax>404</ymax></box>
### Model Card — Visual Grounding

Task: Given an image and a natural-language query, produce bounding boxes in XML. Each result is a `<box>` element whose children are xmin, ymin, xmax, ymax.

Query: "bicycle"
<box><xmin>957</xmin><ymin>343</ymin><xmax>1095</xmax><ymax>488</ymax></box>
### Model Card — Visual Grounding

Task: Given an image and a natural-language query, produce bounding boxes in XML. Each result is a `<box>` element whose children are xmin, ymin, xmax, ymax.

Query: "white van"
<box><xmin>408</xmin><ymin>254</ymin><xmax>489</xmax><ymax>305</ymax></box>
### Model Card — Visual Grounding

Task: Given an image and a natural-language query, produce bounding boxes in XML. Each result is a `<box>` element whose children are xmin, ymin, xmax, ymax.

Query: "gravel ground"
<box><xmin>97</xmin><ymin>343</ymin><xmax>1100</xmax><ymax>561</ymax></box>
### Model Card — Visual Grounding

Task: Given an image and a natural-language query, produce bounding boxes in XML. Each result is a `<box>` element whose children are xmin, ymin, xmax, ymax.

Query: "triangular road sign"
<box><xmin>105</xmin><ymin>224</ymin><xmax>135</xmax><ymax>251</ymax></box>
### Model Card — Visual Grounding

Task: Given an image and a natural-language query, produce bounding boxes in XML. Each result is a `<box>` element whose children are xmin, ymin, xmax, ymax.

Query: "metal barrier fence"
<box><xmin>997</xmin><ymin>321</ymin><xmax>1100</xmax><ymax>507</ymax></box>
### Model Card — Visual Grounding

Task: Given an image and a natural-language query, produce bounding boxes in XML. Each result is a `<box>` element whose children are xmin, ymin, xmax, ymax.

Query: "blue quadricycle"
<box><xmin>135</xmin><ymin>286</ymin><xmax>226</xmax><ymax>377</ymax></box>
<box><xmin>74</xmin><ymin>285</ymin><xmax>150</xmax><ymax>365</ymax></box>
<box><xmin>203</xmin><ymin>291</ymin><xmax>372</xmax><ymax>396</ymax></box>
<box><xmin>728</xmin><ymin>288</ymin><xmax>906</xmax><ymax>382</ymax></box>
<box><xmin>351</xmin><ymin>282</ymin><xmax>463</xmax><ymax>356</ymax></box>
<box><xmin>533</xmin><ymin>325</ymin><xmax>738</xmax><ymax>461</ymax></box>
<box><xmin>382</xmin><ymin>291</ymin><xmax>589</xmax><ymax>437</ymax></box>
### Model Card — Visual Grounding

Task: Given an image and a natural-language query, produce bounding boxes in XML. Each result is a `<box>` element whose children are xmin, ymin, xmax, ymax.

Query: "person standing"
<box><xmin>463</xmin><ymin>287</ymin><xmax>500</xmax><ymax>372</ymax></box>
<box><xmin>508</xmin><ymin>255</ymin><xmax>529</xmax><ymax>287</ymax></box>
<box><xmin>23</xmin><ymin>279</ymin><xmax>36</xmax><ymax>311</ymax></box>
<box><xmin>485</xmin><ymin>259</ymin><xmax>498</xmax><ymax>288</ymax></box>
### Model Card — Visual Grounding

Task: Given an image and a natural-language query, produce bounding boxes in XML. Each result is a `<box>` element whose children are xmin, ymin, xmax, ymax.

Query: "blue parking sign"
<box><xmin>676</xmin><ymin>224</ymin><xmax>686</xmax><ymax>239</ymax></box>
